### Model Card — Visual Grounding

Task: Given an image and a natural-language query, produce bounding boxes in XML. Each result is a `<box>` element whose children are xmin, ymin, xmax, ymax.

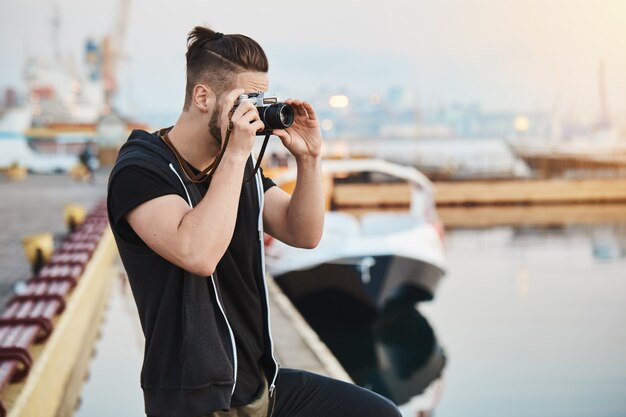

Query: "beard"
<box><xmin>208</xmin><ymin>106</ymin><xmax>222</xmax><ymax>146</ymax></box>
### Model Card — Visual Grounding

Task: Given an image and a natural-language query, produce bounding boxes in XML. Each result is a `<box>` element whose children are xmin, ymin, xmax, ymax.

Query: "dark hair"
<box><xmin>183</xmin><ymin>26</ymin><xmax>269</xmax><ymax>110</ymax></box>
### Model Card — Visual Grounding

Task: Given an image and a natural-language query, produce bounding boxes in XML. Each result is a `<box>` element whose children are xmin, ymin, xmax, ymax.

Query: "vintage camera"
<box><xmin>233</xmin><ymin>92</ymin><xmax>294</xmax><ymax>135</ymax></box>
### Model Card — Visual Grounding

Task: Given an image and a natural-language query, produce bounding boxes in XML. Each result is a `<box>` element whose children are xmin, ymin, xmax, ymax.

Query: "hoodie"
<box><xmin>106</xmin><ymin>130</ymin><xmax>279</xmax><ymax>417</ymax></box>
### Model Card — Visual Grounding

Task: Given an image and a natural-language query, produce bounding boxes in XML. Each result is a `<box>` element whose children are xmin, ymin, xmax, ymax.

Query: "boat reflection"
<box><xmin>591</xmin><ymin>224</ymin><xmax>626</xmax><ymax>260</ymax></box>
<box><xmin>285</xmin><ymin>287</ymin><xmax>446</xmax><ymax>416</ymax></box>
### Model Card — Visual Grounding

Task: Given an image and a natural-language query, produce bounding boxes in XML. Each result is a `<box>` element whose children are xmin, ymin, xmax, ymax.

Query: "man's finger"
<box><xmin>250</xmin><ymin>119</ymin><xmax>265</xmax><ymax>133</ymax></box>
<box><xmin>223</xmin><ymin>88</ymin><xmax>246</xmax><ymax>108</ymax></box>
<box><xmin>272</xmin><ymin>129</ymin><xmax>290</xmax><ymax>143</ymax></box>
<box><xmin>231</xmin><ymin>101</ymin><xmax>258</xmax><ymax>122</ymax></box>
<box><xmin>293</xmin><ymin>102</ymin><xmax>307</xmax><ymax>118</ymax></box>
<box><xmin>221</xmin><ymin>88</ymin><xmax>246</xmax><ymax>121</ymax></box>
<box><xmin>301</xmin><ymin>101</ymin><xmax>317</xmax><ymax>119</ymax></box>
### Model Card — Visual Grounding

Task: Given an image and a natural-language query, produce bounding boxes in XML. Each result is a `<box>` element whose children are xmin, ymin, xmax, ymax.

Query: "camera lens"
<box><xmin>260</xmin><ymin>103</ymin><xmax>294</xmax><ymax>130</ymax></box>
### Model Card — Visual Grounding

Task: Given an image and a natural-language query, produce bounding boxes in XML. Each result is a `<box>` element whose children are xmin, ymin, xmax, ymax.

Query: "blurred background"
<box><xmin>0</xmin><ymin>1</ymin><xmax>625</xmax><ymax>416</ymax></box>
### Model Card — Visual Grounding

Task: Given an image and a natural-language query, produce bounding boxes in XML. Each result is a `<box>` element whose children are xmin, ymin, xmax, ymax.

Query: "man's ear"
<box><xmin>192</xmin><ymin>84</ymin><xmax>216</xmax><ymax>113</ymax></box>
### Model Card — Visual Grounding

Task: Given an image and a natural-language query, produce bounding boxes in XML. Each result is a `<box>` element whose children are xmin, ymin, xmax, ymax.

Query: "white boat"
<box><xmin>0</xmin><ymin>107</ymin><xmax>78</xmax><ymax>173</ymax></box>
<box><xmin>0</xmin><ymin>4</ymin><xmax>145</xmax><ymax>170</ymax></box>
<box><xmin>265</xmin><ymin>158</ymin><xmax>447</xmax><ymax>310</ymax></box>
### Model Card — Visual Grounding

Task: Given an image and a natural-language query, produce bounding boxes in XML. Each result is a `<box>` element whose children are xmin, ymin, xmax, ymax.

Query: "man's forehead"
<box><xmin>234</xmin><ymin>71</ymin><xmax>269</xmax><ymax>93</ymax></box>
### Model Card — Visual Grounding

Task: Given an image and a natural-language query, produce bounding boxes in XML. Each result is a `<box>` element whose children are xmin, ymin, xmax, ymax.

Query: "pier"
<box><xmin>434</xmin><ymin>178</ymin><xmax>626</xmax><ymax>206</ymax></box>
<box><xmin>516</xmin><ymin>151</ymin><xmax>626</xmax><ymax>179</ymax></box>
<box><xmin>329</xmin><ymin>177</ymin><xmax>626</xmax><ymax>228</ymax></box>
<box><xmin>437</xmin><ymin>203</ymin><xmax>626</xmax><ymax>228</ymax></box>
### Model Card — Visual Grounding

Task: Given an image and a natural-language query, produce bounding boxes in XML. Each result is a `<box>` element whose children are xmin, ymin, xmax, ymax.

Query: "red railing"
<box><xmin>0</xmin><ymin>200</ymin><xmax>109</xmax><ymax>416</ymax></box>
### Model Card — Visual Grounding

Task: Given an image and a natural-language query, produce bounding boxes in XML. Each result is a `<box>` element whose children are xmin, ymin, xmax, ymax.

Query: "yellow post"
<box><xmin>63</xmin><ymin>204</ymin><xmax>87</xmax><ymax>232</ymax></box>
<box><xmin>4</xmin><ymin>164</ymin><xmax>28</xmax><ymax>181</ymax></box>
<box><xmin>69</xmin><ymin>163</ymin><xmax>89</xmax><ymax>182</ymax></box>
<box><xmin>21</xmin><ymin>233</ymin><xmax>54</xmax><ymax>274</ymax></box>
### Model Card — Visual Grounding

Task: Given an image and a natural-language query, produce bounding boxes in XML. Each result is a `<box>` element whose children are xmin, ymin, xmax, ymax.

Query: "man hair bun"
<box><xmin>187</xmin><ymin>26</ymin><xmax>225</xmax><ymax>49</ymax></box>
<box><xmin>183</xmin><ymin>25</ymin><xmax>268</xmax><ymax>110</ymax></box>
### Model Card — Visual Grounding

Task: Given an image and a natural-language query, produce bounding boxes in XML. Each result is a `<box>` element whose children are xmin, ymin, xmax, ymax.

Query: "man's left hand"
<box><xmin>272</xmin><ymin>100</ymin><xmax>322</xmax><ymax>160</ymax></box>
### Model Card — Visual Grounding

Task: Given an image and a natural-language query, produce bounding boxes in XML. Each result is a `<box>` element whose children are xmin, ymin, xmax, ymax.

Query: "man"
<box><xmin>79</xmin><ymin>140</ymin><xmax>97</xmax><ymax>182</ymax></box>
<box><xmin>107</xmin><ymin>26</ymin><xmax>401</xmax><ymax>417</ymax></box>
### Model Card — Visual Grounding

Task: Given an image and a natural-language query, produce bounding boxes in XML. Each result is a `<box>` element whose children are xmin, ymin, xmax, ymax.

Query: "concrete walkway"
<box><xmin>0</xmin><ymin>171</ymin><xmax>107</xmax><ymax>308</ymax></box>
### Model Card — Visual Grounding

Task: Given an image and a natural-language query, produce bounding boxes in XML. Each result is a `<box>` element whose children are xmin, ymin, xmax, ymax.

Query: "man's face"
<box><xmin>209</xmin><ymin>71</ymin><xmax>269</xmax><ymax>144</ymax></box>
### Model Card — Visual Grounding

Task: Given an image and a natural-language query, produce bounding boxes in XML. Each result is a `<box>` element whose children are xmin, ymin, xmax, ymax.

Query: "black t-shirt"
<box><xmin>108</xmin><ymin>157</ymin><xmax>276</xmax><ymax>407</ymax></box>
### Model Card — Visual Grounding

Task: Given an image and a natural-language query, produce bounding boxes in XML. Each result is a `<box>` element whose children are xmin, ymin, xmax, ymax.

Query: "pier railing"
<box><xmin>0</xmin><ymin>200</ymin><xmax>110</xmax><ymax>417</ymax></box>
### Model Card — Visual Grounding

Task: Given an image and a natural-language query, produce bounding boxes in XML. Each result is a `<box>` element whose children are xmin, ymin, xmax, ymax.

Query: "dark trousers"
<box><xmin>148</xmin><ymin>368</ymin><xmax>402</xmax><ymax>417</ymax></box>
<box><xmin>268</xmin><ymin>368</ymin><xmax>402</xmax><ymax>417</ymax></box>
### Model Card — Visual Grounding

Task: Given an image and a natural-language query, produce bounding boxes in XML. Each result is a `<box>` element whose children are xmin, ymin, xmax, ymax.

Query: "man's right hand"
<box><xmin>218</xmin><ymin>88</ymin><xmax>265</xmax><ymax>157</ymax></box>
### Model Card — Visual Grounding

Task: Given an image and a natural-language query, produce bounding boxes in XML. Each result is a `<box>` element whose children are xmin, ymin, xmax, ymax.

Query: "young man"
<box><xmin>107</xmin><ymin>26</ymin><xmax>401</xmax><ymax>417</ymax></box>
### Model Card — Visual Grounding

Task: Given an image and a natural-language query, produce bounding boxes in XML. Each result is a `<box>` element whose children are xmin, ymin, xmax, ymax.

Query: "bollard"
<box><xmin>63</xmin><ymin>204</ymin><xmax>87</xmax><ymax>233</ymax></box>
<box><xmin>69</xmin><ymin>163</ymin><xmax>89</xmax><ymax>182</ymax></box>
<box><xmin>21</xmin><ymin>232</ymin><xmax>54</xmax><ymax>274</ymax></box>
<box><xmin>4</xmin><ymin>163</ymin><xmax>28</xmax><ymax>181</ymax></box>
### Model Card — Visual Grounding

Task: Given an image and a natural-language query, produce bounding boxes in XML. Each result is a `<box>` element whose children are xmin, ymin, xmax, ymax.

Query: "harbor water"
<box><xmin>73</xmin><ymin>221</ymin><xmax>626</xmax><ymax>416</ymax></box>
<box><xmin>421</xmin><ymin>224</ymin><xmax>626</xmax><ymax>416</ymax></box>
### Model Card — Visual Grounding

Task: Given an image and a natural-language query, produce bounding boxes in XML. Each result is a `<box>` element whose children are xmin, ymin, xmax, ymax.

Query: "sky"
<box><xmin>1</xmin><ymin>0</ymin><xmax>625</xmax><ymax>122</ymax></box>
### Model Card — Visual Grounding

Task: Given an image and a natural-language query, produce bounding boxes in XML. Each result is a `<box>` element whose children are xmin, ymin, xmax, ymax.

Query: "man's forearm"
<box><xmin>175</xmin><ymin>149</ymin><xmax>249</xmax><ymax>275</ymax></box>
<box><xmin>285</xmin><ymin>156</ymin><xmax>325</xmax><ymax>248</ymax></box>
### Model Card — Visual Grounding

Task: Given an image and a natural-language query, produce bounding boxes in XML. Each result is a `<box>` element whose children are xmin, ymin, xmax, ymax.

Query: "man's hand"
<box><xmin>272</xmin><ymin>100</ymin><xmax>321</xmax><ymax>160</ymax></box>
<box><xmin>218</xmin><ymin>88</ymin><xmax>264</xmax><ymax>157</ymax></box>
<box><xmin>263</xmin><ymin>100</ymin><xmax>324</xmax><ymax>249</ymax></box>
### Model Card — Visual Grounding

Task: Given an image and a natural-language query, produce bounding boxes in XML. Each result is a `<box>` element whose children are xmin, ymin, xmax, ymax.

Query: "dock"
<box><xmin>433</xmin><ymin>178</ymin><xmax>626</xmax><ymax>206</ymax></box>
<box><xmin>330</xmin><ymin>177</ymin><xmax>626</xmax><ymax>209</ymax></box>
<box><xmin>438</xmin><ymin>203</ymin><xmax>626</xmax><ymax>228</ymax></box>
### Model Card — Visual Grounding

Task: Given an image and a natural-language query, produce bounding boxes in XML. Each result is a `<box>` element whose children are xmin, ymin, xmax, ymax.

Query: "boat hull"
<box><xmin>274</xmin><ymin>255</ymin><xmax>444</xmax><ymax>311</ymax></box>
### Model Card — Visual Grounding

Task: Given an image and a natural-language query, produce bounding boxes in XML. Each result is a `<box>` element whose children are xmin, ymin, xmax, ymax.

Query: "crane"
<box><xmin>101</xmin><ymin>0</ymin><xmax>131</xmax><ymax>107</ymax></box>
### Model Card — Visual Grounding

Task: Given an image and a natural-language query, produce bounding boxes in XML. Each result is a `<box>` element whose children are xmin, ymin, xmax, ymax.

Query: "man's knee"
<box><xmin>365</xmin><ymin>390</ymin><xmax>402</xmax><ymax>417</ymax></box>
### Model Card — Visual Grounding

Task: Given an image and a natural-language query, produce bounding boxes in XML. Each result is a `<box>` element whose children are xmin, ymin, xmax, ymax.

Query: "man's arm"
<box><xmin>263</xmin><ymin>100</ymin><xmax>324</xmax><ymax>248</ymax></box>
<box><xmin>124</xmin><ymin>89</ymin><xmax>263</xmax><ymax>276</ymax></box>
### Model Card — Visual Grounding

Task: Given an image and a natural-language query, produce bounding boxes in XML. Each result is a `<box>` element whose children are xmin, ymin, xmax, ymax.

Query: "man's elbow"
<box><xmin>175</xmin><ymin>239</ymin><xmax>219</xmax><ymax>277</ymax></box>
<box><xmin>191</xmin><ymin>263</ymin><xmax>216</xmax><ymax>277</ymax></box>
<box><xmin>296</xmin><ymin>232</ymin><xmax>322</xmax><ymax>249</ymax></box>
<box><xmin>298</xmin><ymin>240</ymin><xmax>319</xmax><ymax>250</ymax></box>
<box><xmin>296</xmin><ymin>220</ymin><xmax>324</xmax><ymax>249</ymax></box>
<box><xmin>184</xmin><ymin>255</ymin><xmax>216</xmax><ymax>277</ymax></box>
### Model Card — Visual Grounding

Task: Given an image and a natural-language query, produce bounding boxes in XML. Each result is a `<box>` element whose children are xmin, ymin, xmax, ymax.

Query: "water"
<box><xmin>74</xmin><ymin>275</ymin><xmax>144</xmax><ymax>417</ymax></box>
<box><xmin>73</xmin><ymin>223</ymin><xmax>626</xmax><ymax>416</ymax></box>
<box><xmin>419</xmin><ymin>225</ymin><xmax>626</xmax><ymax>416</ymax></box>
<box><xmin>293</xmin><ymin>224</ymin><xmax>626</xmax><ymax>416</ymax></box>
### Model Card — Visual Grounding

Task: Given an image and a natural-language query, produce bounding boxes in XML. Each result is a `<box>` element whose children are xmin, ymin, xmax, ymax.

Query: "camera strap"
<box><xmin>245</xmin><ymin>134</ymin><xmax>271</xmax><ymax>182</ymax></box>
<box><xmin>158</xmin><ymin>126</ymin><xmax>270</xmax><ymax>184</ymax></box>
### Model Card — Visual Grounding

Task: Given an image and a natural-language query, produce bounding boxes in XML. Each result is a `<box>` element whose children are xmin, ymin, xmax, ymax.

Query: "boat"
<box><xmin>273</xmin><ymin>256</ymin><xmax>447</xmax><ymax>416</ymax></box>
<box><xmin>508</xmin><ymin>127</ymin><xmax>626</xmax><ymax>179</ymax></box>
<box><xmin>0</xmin><ymin>1</ymin><xmax>147</xmax><ymax>171</ymax></box>
<box><xmin>264</xmin><ymin>158</ymin><xmax>447</xmax><ymax>312</ymax></box>
<box><xmin>0</xmin><ymin>107</ymin><xmax>79</xmax><ymax>173</ymax></box>
<box><xmin>506</xmin><ymin>61</ymin><xmax>626</xmax><ymax>179</ymax></box>
<box><xmin>360</xmin><ymin>304</ymin><xmax>446</xmax><ymax>417</ymax></box>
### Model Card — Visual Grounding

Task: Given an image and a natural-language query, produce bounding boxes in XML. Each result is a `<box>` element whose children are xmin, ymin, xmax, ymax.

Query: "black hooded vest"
<box><xmin>106</xmin><ymin>130</ymin><xmax>279</xmax><ymax>417</ymax></box>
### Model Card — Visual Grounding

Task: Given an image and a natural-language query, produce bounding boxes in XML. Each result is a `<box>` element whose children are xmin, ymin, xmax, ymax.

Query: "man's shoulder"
<box><xmin>116</xmin><ymin>129</ymin><xmax>168</xmax><ymax>162</ymax></box>
<box><xmin>107</xmin><ymin>129</ymin><xmax>185</xmax><ymax>212</ymax></box>
<box><xmin>106</xmin><ymin>154</ymin><xmax>187</xmax><ymax>240</ymax></box>
<box><xmin>110</xmin><ymin>130</ymin><xmax>176</xmax><ymax>182</ymax></box>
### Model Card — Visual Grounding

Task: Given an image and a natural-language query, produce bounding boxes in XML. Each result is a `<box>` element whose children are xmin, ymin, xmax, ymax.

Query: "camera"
<box><xmin>233</xmin><ymin>92</ymin><xmax>294</xmax><ymax>135</ymax></box>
